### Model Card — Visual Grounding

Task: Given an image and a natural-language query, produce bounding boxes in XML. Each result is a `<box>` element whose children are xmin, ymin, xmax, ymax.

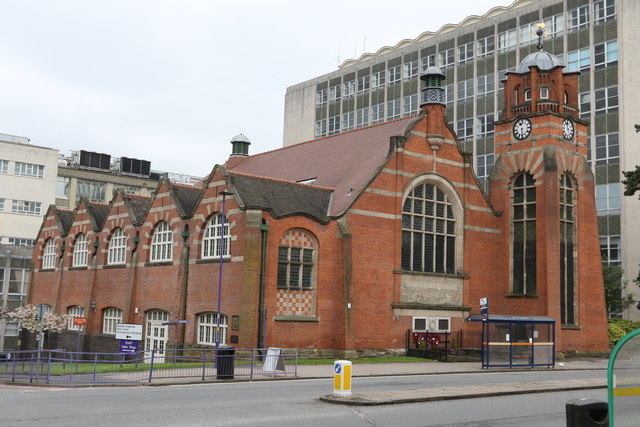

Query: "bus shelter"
<box><xmin>467</xmin><ymin>314</ymin><xmax>555</xmax><ymax>369</ymax></box>
<box><xmin>608</xmin><ymin>328</ymin><xmax>640</xmax><ymax>426</ymax></box>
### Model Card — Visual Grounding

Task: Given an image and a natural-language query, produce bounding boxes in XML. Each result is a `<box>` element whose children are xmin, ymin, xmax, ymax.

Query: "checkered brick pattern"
<box><xmin>279</xmin><ymin>230</ymin><xmax>315</xmax><ymax>248</ymax></box>
<box><xmin>276</xmin><ymin>289</ymin><xmax>314</xmax><ymax>316</ymax></box>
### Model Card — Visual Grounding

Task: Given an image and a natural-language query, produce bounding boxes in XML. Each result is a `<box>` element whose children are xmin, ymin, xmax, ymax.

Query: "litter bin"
<box><xmin>565</xmin><ymin>398</ymin><xmax>608</xmax><ymax>426</ymax></box>
<box><xmin>216</xmin><ymin>345</ymin><xmax>235</xmax><ymax>379</ymax></box>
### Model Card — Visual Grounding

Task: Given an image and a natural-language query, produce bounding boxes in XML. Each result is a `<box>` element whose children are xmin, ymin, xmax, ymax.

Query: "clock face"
<box><xmin>513</xmin><ymin>118</ymin><xmax>532</xmax><ymax>140</ymax></box>
<box><xmin>562</xmin><ymin>118</ymin><xmax>575</xmax><ymax>140</ymax></box>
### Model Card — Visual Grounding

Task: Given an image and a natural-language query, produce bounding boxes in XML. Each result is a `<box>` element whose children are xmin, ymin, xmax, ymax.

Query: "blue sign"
<box><xmin>119</xmin><ymin>339</ymin><xmax>139</xmax><ymax>354</ymax></box>
<box><xmin>334</xmin><ymin>363</ymin><xmax>342</xmax><ymax>374</ymax></box>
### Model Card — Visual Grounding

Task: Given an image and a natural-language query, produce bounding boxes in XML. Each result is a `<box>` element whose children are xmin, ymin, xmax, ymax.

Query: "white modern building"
<box><xmin>283</xmin><ymin>0</ymin><xmax>640</xmax><ymax>319</ymax></box>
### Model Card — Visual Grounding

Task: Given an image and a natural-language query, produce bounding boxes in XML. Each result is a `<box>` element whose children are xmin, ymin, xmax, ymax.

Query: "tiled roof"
<box><xmin>87</xmin><ymin>202</ymin><xmax>111</xmax><ymax>230</ymax></box>
<box><xmin>170</xmin><ymin>183</ymin><xmax>203</xmax><ymax>218</ymax></box>
<box><xmin>228</xmin><ymin>117</ymin><xmax>416</xmax><ymax>216</ymax></box>
<box><xmin>124</xmin><ymin>195</ymin><xmax>152</xmax><ymax>225</ymax></box>
<box><xmin>229</xmin><ymin>172</ymin><xmax>332</xmax><ymax>222</ymax></box>
<box><xmin>57</xmin><ymin>209</ymin><xmax>75</xmax><ymax>235</ymax></box>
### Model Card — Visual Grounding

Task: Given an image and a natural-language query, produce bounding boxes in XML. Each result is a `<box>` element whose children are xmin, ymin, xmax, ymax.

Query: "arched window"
<box><xmin>560</xmin><ymin>174</ymin><xmax>576</xmax><ymax>324</ymax></box>
<box><xmin>67</xmin><ymin>305</ymin><xmax>85</xmax><ymax>331</ymax></box>
<box><xmin>201</xmin><ymin>214</ymin><xmax>230</xmax><ymax>259</ymax></box>
<box><xmin>103</xmin><ymin>307</ymin><xmax>123</xmax><ymax>334</ymax></box>
<box><xmin>107</xmin><ymin>228</ymin><xmax>126</xmax><ymax>265</ymax></box>
<box><xmin>524</xmin><ymin>89</ymin><xmax>532</xmax><ymax>101</ymax></box>
<box><xmin>197</xmin><ymin>312</ymin><xmax>227</xmax><ymax>345</ymax></box>
<box><xmin>42</xmin><ymin>239</ymin><xmax>56</xmax><ymax>270</ymax></box>
<box><xmin>72</xmin><ymin>234</ymin><xmax>88</xmax><ymax>267</ymax></box>
<box><xmin>150</xmin><ymin>221</ymin><xmax>173</xmax><ymax>262</ymax></box>
<box><xmin>275</xmin><ymin>230</ymin><xmax>317</xmax><ymax>317</ymax></box>
<box><xmin>540</xmin><ymin>87</ymin><xmax>549</xmax><ymax>99</ymax></box>
<box><xmin>401</xmin><ymin>182</ymin><xmax>456</xmax><ymax>274</ymax></box>
<box><xmin>512</xmin><ymin>172</ymin><xmax>536</xmax><ymax>294</ymax></box>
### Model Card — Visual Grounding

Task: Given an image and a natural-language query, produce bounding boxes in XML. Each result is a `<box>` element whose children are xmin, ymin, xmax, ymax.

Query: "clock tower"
<box><xmin>490</xmin><ymin>26</ymin><xmax>607</xmax><ymax>351</ymax></box>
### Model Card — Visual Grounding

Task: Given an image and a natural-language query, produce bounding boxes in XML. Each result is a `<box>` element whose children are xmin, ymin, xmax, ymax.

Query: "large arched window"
<box><xmin>72</xmin><ymin>233</ymin><xmax>88</xmax><ymax>267</ymax></box>
<box><xmin>67</xmin><ymin>305</ymin><xmax>85</xmax><ymax>331</ymax></box>
<box><xmin>201</xmin><ymin>214</ymin><xmax>230</xmax><ymax>259</ymax></box>
<box><xmin>401</xmin><ymin>182</ymin><xmax>456</xmax><ymax>274</ymax></box>
<box><xmin>150</xmin><ymin>221</ymin><xmax>173</xmax><ymax>262</ymax></box>
<box><xmin>107</xmin><ymin>228</ymin><xmax>126</xmax><ymax>265</ymax></box>
<box><xmin>42</xmin><ymin>239</ymin><xmax>56</xmax><ymax>270</ymax></box>
<box><xmin>560</xmin><ymin>174</ymin><xmax>576</xmax><ymax>324</ymax></box>
<box><xmin>512</xmin><ymin>172</ymin><xmax>536</xmax><ymax>295</ymax></box>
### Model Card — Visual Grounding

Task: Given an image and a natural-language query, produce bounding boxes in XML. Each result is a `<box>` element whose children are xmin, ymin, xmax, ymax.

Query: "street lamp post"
<box><xmin>216</xmin><ymin>190</ymin><xmax>234</xmax><ymax>354</ymax></box>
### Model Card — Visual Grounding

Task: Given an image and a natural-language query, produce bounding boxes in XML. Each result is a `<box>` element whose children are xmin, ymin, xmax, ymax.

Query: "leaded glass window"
<box><xmin>512</xmin><ymin>173</ymin><xmax>536</xmax><ymax>295</ymax></box>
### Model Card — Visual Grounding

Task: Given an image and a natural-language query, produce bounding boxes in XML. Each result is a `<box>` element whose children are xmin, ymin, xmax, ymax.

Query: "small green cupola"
<box><xmin>420</xmin><ymin>66</ymin><xmax>446</xmax><ymax>107</ymax></box>
<box><xmin>231</xmin><ymin>133</ymin><xmax>251</xmax><ymax>157</ymax></box>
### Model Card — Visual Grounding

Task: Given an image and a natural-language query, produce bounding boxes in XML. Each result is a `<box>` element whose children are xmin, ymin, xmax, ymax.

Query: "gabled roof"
<box><xmin>169</xmin><ymin>182</ymin><xmax>203</xmax><ymax>218</ymax></box>
<box><xmin>229</xmin><ymin>172</ymin><xmax>333</xmax><ymax>222</ymax></box>
<box><xmin>123</xmin><ymin>194</ymin><xmax>152</xmax><ymax>225</ymax></box>
<box><xmin>57</xmin><ymin>209</ymin><xmax>75</xmax><ymax>236</ymax></box>
<box><xmin>86</xmin><ymin>202</ymin><xmax>111</xmax><ymax>230</ymax></box>
<box><xmin>228</xmin><ymin>117</ymin><xmax>416</xmax><ymax>216</ymax></box>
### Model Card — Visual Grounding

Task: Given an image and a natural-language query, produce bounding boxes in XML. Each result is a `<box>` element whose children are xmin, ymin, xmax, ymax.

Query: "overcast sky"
<box><xmin>0</xmin><ymin>0</ymin><xmax>508</xmax><ymax>178</ymax></box>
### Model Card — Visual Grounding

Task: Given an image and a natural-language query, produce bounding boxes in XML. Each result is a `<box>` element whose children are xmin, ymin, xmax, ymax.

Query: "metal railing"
<box><xmin>0</xmin><ymin>348</ymin><xmax>298</xmax><ymax>384</ymax></box>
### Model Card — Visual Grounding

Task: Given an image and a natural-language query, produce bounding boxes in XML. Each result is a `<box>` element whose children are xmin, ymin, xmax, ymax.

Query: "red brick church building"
<box><xmin>28</xmin><ymin>46</ymin><xmax>609</xmax><ymax>356</ymax></box>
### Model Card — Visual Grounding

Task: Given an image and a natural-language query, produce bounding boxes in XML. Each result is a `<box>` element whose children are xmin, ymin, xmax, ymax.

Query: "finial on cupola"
<box><xmin>534</xmin><ymin>22</ymin><xmax>546</xmax><ymax>50</ymax></box>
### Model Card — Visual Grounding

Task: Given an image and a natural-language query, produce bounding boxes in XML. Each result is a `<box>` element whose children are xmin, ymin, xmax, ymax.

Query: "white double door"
<box><xmin>144</xmin><ymin>310</ymin><xmax>169</xmax><ymax>363</ymax></box>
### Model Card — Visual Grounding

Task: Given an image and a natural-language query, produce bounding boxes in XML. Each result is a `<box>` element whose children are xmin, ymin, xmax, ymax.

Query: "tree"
<box><xmin>7</xmin><ymin>304</ymin><xmax>67</xmax><ymax>337</ymax></box>
<box><xmin>602</xmin><ymin>261</ymin><xmax>639</xmax><ymax>318</ymax></box>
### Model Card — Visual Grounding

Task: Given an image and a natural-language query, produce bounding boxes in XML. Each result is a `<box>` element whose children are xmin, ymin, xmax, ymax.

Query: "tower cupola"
<box><xmin>230</xmin><ymin>133</ymin><xmax>251</xmax><ymax>157</ymax></box>
<box><xmin>420</xmin><ymin>66</ymin><xmax>446</xmax><ymax>107</ymax></box>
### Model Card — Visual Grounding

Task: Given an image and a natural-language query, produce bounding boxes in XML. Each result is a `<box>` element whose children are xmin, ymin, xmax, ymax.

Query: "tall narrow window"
<box><xmin>150</xmin><ymin>221</ymin><xmax>173</xmax><ymax>262</ymax></box>
<box><xmin>560</xmin><ymin>174</ymin><xmax>576</xmax><ymax>324</ymax></box>
<box><xmin>402</xmin><ymin>183</ymin><xmax>456</xmax><ymax>274</ymax></box>
<box><xmin>201</xmin><ymin>214</ymin><xmax>230</xmax><ymax>259</ymax></box>
<box><xmin>275</xmin><ymin>230</ymin><xmax>317</xmax><ymax>317</ymax></box>
<box><xmin>512</xmin><ymin>173</ymin><xmax>536</xmax><ymax>295</ymax></box>
<box><xmin>42</xmin><ymin>239</ymin><xmax>56</xmax><ymax>270</ymax></box>
<box><xmin>107</xmin><ymin>228</ymin><xmax>126</xmax><ymax>265</ymax></box>
<box><xmin>72</xmin><ymin>234</ymin><xmax>88</xmax><ymax>267</ymax></box>
<box><xmin>103</xmin><ymin>307</ymin><xmax>123</xmax><ymax>334</ymax></box>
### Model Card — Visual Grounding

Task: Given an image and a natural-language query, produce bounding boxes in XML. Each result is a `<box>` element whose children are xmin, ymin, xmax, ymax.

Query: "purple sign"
<box><xmin>119</xmin><ymin>339</ymin><xmax>139</xmax><ymax>354</ymax></box>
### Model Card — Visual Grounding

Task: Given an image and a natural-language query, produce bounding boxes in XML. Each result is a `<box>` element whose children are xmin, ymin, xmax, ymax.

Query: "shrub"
<box><xmin>608</xmin><ymin>318</ymin><xmax>640</xmax><ymax>347</ymax></box>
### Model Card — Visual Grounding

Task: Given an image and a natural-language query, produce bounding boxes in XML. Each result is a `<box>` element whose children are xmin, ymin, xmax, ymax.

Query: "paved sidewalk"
<box><xmin>313</xmin><ymin>359</ymin><xmax>608</xmax><ymax>405</ymax></box>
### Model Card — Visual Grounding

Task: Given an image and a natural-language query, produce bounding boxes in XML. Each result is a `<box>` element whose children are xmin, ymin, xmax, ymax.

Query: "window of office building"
<box><xmin>342</xmin><ymin>112</ymin><xmax>354</xmax><ymax>132</ymax></box>
<box><xmin>444</xmin><ymin>84</ymin><xmax>454</xmax><ymax>106</ymax></box>
<box><xmin>56</xmin><ymin>176</ymin><xmax>70</xmax><ymax>199</ymax></box>
<box><xmin>76</xmin><ymin>179</ymin><xmax>106</xmax><ymax>202</ymax></box>
<box><xmin>475</xmin><ymin>154</ymin><xmax>495</xmax><ymax>182</ymax></box>
<box><xmin>456</xmin><ymin>119</ymin><xmax>474</xmax><ymax>142</ymax></box>
<box><xmin>568</xmin><ymin>5</ymin><xmax>590</xmax><ymax>32</ymax></box>
<box><xmin>476</xmin><ymin>74</ymin><xmax>495</xmax><ymax>98</ymax></box>
<box><xmin>567</xmin><ymin>48</ymin><xmax>590</xmax><ymax>72</ymax></box>
<box><xmin>594</xmin><ymin>0</ymin><xmax>616</xmax><ymax>25</ymax></box>
<box><xmin>458</xmin><ymin>42</ymin><xmax>474</xmax><ymax>64</ymax></box>
<box><xmin>8</xmin><ymin>258</ymin><xmax>30</xmax><ymax>302</ymax></box>
<box><xmin>403</xmin><ymin>94</ymin><xmax>418</xmax><ymax>116</ymax></box>
<box><xmin>0</xmin><ymin>198</ymin><xmax>4</xmax><ymax>211</ymax></box>
<box><xmin>371</xmin><ymin>70</ymin><xmax>385</xmax><ymax>89</ymax></box>
<box><xmin>356</xmin><ymin>108</ymin><xmax>369</xmax><ymax>128</ymax></box>
<box><xmin>477</xmin><ymin>35</ymin><xmax>494</xmax><ymax>58</ymax></box>
<box><xmin>315</xmin><ymin>88</ymin><xmax>327</xmax><ymax>106</ymax></box>
<box><xmin>343</xmin><ymin>80</ymin><xmax>355</xmax><ymax>98</ymax></box>
<box><xmin>8</xmin><ymin>238</ymin><xmax>34</xmax><ymax>247</ymax></box>
<box><xmin>596</xmin><ymin>183</ymin><xmax>621</xmax><ymax>216</ymax></box>
<box><xmin>579</xmin><ymin>92</ymin><xmax>591</xmax><ymax>119</ymax></box>
<box><xmin>594</xmin><ymin>86</ymin><xmax>618</xmax><ymax>115</ymax></box>
<box><xmin>519</xmin><ymin>23</ymin><xmax>538</xmax><ymax>46</ymax></box>
<box><xmin>12</xmin><ymin>200</ymin><xmax>42</xmax><ymax>216</ymax></box>
<box><xmin>498</xmin><ymin>29</ymin><xmax>516</xmax><ymax>52</ymax></box>
<box><xmin>357</xmin><ymin>75</ymin><xmax>370</xmax><ymax>94</ymax></box>
<box><xmin>600</xmin><ymin>235</ymin><xmax>621</xmax><ymax>266</ymax></box>
<box><xmin>438</xmin><ymin>48</ymin><xmax>455</xmax><ymax>69</ymax></box>
<box><xmin>0</xmin><ymin>159</ymin><xmax>8</xmax><ymax>174</ymax></box>
<box><xmin>594</xmin><ymin>40</ymin><xmax>618</xmax><ymax>70</ymax></box>
<box><xmin>371</xmin><ymin>103</ymin><xmax>385</xmax><ymax>124</ymax></box>
<box><xmin>314</xmin><ymin>120</ymin><xmax>327</xmax><ymax>138</ymax></box>
<box><xmin>328</xmin><ymin>115</ymin><xmax>340</xmax><ymax>135</ymax></box>
<box><xmin>544</xmin><ymin>14</ymin><xmax>565</xmax><ymax>36</ymax></box>
<box><xmin>476</xmin><ymin>114</ymin><xmax>494</xmax><ymax>139</ymax></box>
<box><xmin>595</xmin><ymin>134</ymin><xmax>619</xmax><ymax>166</ymax></box>
<box><xmin>403</xmin><ymin>60</ymin><xmax>418</xmax><ymax>80</ymax></box>
<box><xmin>457</xmin><ymin>79</ymin><xmax>474</xmax><ymax>102</ymax></box>
<box><xmin>329</xmin><ymin>84</ymin><xmax>341</xmax><ymax>103</ymax></box>
<box><xmin>14</xmin><ymin>162</ymin><xmax>44</xmax><ymax>178</ymax></box>
<box><xmin>421</xmin><ymin>54</ymin><xmax>436</xmax><ymax>71</ymax></box>
<box><xmin>388</xmin><ymin>66</ymin><xmax>401</xmax><ymax>85</ymax></box>
<box><xmin>387</xmin><ymin>99</ymin><xmax>401</xmax><ymax>120</ymax></box>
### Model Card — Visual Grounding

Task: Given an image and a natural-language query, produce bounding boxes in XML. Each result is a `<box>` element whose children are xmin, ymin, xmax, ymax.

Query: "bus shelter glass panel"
<box><xmin>608</xmin><ymin>329</ymin><xmax>640</xmax><ymax>427</ymax></box>
<box><xmin>485</xmin><ymin>323</ymin><xmax>510</xmax><ymax>366</ymax></box>
<box><xmin>532</xmin><ymin>323</ymin><xmax>554</xmax><ymax>366</ymax></box>
<box><xmin>511</xmin><ymin>323</ymin><xmax>532</xmax><ymax>366</ymax></box>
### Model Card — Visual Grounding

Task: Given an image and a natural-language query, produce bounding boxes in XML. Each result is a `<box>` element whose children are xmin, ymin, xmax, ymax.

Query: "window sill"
<box><xmin>393</xmin><ymin>269</ymin><xmax>468</xmax><ymax>279</ymax></box>
<box><xmin>274</xmin><ymin>316</ymin><xmax>319</xmax><ymax>323</ymax></box>
<box><xmin>276</xmin><ymin>287</ymin><xmax>313</xmax><ymax>291</ymax></box>
<box><xmin>505</xmin><ymin>293</ymin><xmax>538</xmax><ymax>298</ymax></box>
<box><xmin>195</xmin><ymin>257</ymin><xmax>231</xmax><ymax>265</ymax></box>
<box><xmin>104</xmin><ymin>264</ymin><xmax>126</xmax><ymax>269</ymax></box>
<box><xmin>68</xmin><ymin>266</ymin><xmax>88</xmax><ymax>271</ymax></box>
<box><xmin>561</xmin><ymin>324</ymin><xmax>581</xmax><ymax>330</ymax></box>
<box><xmin>144</xmin><ymin>261</ymin><xmax>174</xmax><ymax>267</ymax></box>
